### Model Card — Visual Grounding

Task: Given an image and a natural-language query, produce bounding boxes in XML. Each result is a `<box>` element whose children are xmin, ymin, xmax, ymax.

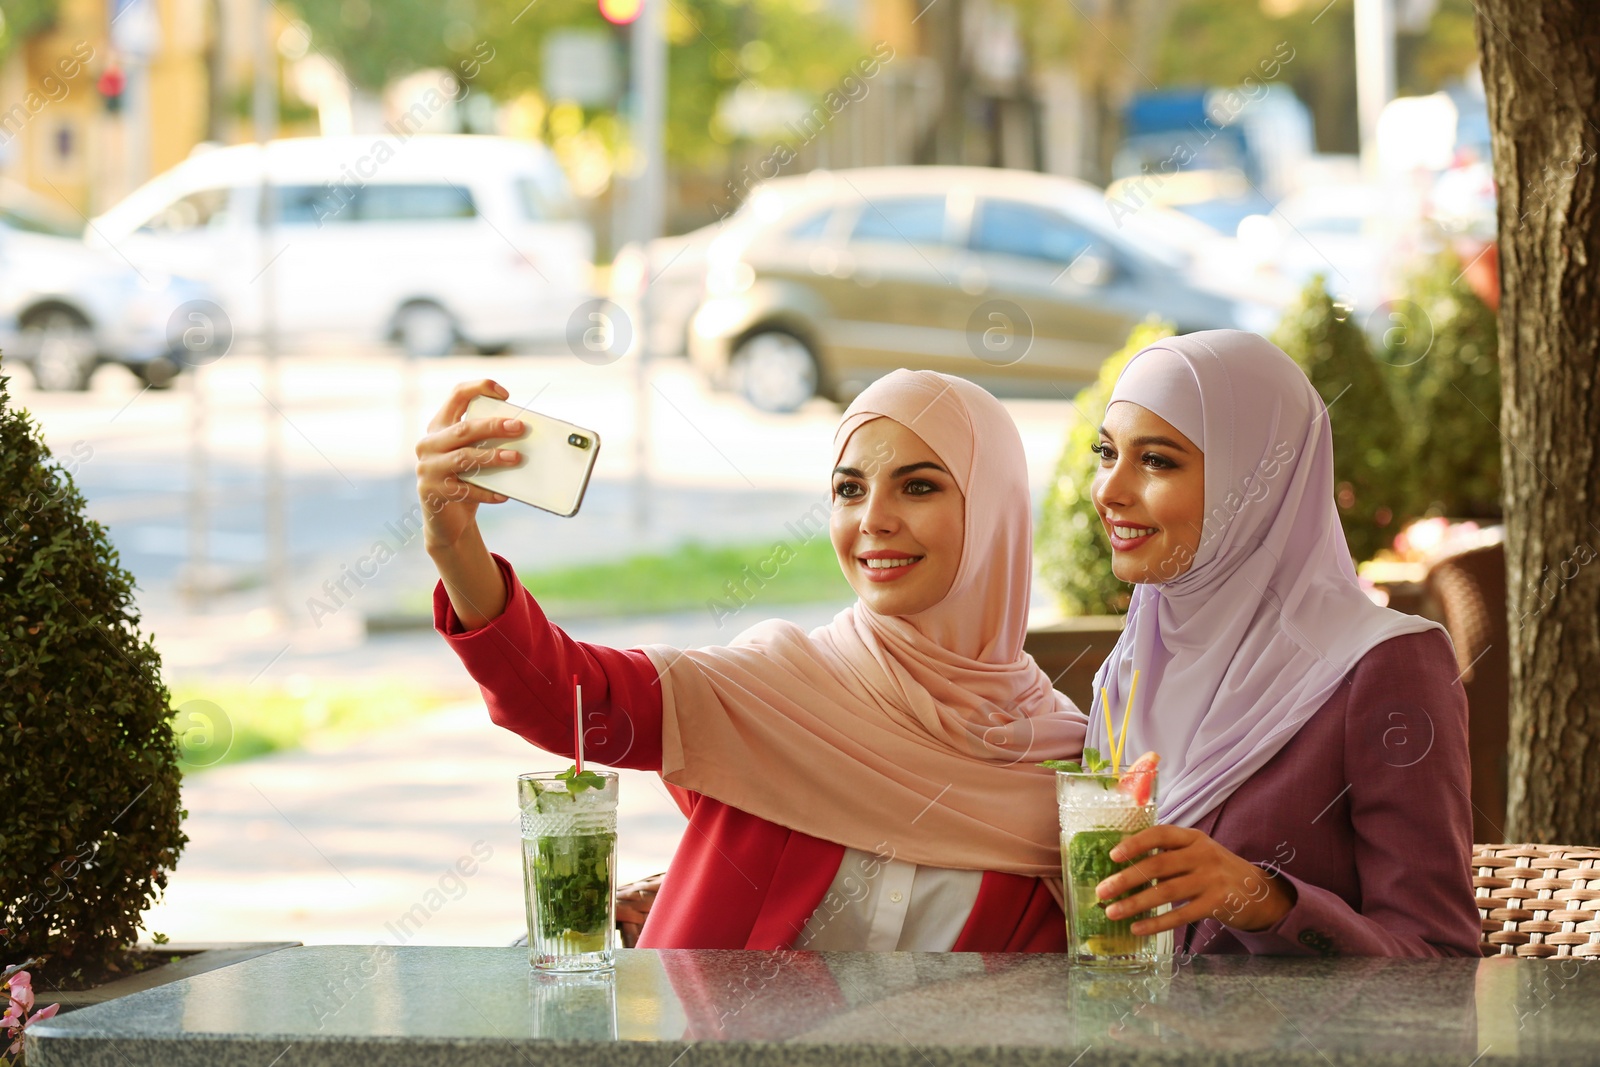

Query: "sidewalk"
<box><xmin>140</xmin><ymin>702</ymin><xmax>681</xmax><ymax>946</ymax></box>
<box><xmin>141</xmin><ymin>603</ymin><xmax>850</xmax><ymax>946</ymax></box>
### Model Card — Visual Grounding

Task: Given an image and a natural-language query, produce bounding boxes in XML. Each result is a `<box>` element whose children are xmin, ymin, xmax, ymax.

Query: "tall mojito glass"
<box><xmin>1057</xmin><ymin>767</ymin><xmax>1160</xmax><ymax>967</ymax></box>
<box><xmin>519</xmin><ymin>770</ymin><xmax>618</xmax><ymax>972</ymax></box>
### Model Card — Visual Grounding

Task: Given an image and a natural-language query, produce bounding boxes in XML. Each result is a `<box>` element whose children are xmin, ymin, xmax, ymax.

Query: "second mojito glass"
<box><xmin>519</xmin><ymin>770</ymin><xmax>619</xmax><ymax>972</ymax></box>
<box><xmin>1057</xmin><ymin>768</ymin><xmax>1160</xmax><ymax>967</ymax></box>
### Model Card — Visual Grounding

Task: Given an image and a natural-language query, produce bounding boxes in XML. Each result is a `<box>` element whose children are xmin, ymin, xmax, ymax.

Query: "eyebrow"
<box><xmin>833</xmin><ymin>461</ymin><xmax>951</xmax><ymax>478</ymax></box>
<box><xmin>1097</xmin><ymin>426</ymin><xmax>1193</xmax><ymax>454</ymax></box>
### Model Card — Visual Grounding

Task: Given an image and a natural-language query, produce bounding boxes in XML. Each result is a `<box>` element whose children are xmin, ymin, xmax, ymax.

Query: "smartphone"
<box><xmin>459</xmin><ymin>395</ymin><xmax>601</xmax><ymax>517</ymax></box>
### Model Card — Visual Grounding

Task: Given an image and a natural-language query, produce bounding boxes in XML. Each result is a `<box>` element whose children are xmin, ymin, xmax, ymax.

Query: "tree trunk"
<box><xmin>1473</xmin><ymin>0</ymin><xmax>1600</xmax><ymax>844</ymax></box>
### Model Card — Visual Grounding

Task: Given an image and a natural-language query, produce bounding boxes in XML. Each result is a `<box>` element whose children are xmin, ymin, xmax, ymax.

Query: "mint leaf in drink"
<box><xmin>530</xmin><ymin>830</ymin><xmax>616</xmax><ymax>943</ymax></box>
<box><xmin>1040</xmin><ymin>759</ymin><xmax>1085</xmax><ymax>773</ymax></box>
<box><xmin>571</xmin><ymin>769</ymin><xmax>607</xmax><ymax>793</ymax></box>
<box><xmin>1066</xmin><ymin>830</ymin><xmax>1142</xmax><ymax>940</ymax></box>
<box><xmin>552</xmin><ymin>766</ymin><xmax>608</xmax><ymax>796</ymax></box>
<box><xmin>1080</xmin><ymin>748</ymin><xmax>1111</xmax><ymax>774</ymax></box>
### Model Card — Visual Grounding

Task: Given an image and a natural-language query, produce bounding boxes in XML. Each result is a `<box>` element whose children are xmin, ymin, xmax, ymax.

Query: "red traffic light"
<box><xmin>98</xmin><ymin>67</ymin><xmax>126</xmax><ymax>98</ymax></box>
<box><xmin>600</xmin><ymin>0</ymin><xmax>643</xmax><ymax>24</ymax></box>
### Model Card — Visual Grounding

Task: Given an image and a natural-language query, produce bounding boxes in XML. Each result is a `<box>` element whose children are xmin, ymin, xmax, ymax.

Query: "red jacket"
<box><xmin>436</xmin><ymin>556</ymin><xmax>1066</xmax><ymax>951</ymax></box>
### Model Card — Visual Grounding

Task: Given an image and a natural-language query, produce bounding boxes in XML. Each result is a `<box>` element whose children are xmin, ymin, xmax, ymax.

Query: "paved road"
<box><xmin>13</xmin><ymin>345</ymin><xmax>1083</xmax><ymax>678</ymax></box>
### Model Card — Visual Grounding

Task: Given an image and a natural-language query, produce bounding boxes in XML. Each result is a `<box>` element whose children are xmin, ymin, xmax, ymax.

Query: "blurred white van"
<box><xmin>88</xmin><ymin>136</ymin><xmax>594</xmax><ymax>356</ymax></box>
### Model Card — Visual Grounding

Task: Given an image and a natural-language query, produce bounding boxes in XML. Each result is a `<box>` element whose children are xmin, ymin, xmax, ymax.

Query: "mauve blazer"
<box><xmin>1180</xmin><ymin>629</ymin><xmax>1483</xmax><ymax>956</ymax></box>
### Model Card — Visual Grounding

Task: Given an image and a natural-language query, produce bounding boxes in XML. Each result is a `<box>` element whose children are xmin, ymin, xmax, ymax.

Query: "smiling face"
<box><xmin>1091</xmin><ymin>402</ymin><xmax>1206</xmax><ymax>583</ymax></box>
<box><xmin>830</xmin><ymin>417</ymin><xmax>965</xmax><ymax>617</ymax></box>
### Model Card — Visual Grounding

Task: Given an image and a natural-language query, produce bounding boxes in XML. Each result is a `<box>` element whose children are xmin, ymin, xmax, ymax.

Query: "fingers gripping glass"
<box><xmin>460</xmin><ymin>396</ymin><xmax>601</xmax><ymax>517</ymax></box>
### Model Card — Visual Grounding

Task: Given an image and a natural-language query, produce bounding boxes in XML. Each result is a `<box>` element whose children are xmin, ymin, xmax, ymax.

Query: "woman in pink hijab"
<box><xmin>418</xmin><ymin>369</ymin><xmax>1088</xmax><ymax>950</ymax></box>
<box><xmin>1083</xmin><ymin>330</ymin><xmax>1481</xmax><ymax>956</ymax></box>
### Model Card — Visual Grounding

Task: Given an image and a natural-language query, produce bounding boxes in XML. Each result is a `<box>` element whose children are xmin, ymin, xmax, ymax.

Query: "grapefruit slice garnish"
<box><xmin>1118</xmin><ymin>751</ymin><xmax>1160</xmax><ymax>806</ymax></box>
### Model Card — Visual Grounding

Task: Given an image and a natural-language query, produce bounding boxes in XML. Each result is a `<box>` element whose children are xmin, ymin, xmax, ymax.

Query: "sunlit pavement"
<box><xmin>141</xmin><ymin>603</ymin><xmax>847</xmax><ymax>946</ymax></box>
<box><xmin>13</xmin><ymin>345</ymin><xmax>1081</xmax><ymax>945</ymax></box>
<box><xmin>141</xmin><ymin>704</ymin><xmax>683</xmax><ymax>947</ymax></box>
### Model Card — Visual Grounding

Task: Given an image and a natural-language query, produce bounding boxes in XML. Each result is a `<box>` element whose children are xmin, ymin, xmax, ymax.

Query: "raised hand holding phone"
<box><xmin>416</xmin><ymin>380</ymin><xmax>539</xmax><ymax>630</ymax></box>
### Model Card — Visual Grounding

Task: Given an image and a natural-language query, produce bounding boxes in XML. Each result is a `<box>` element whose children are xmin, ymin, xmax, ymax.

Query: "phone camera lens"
<box><xmin>568</xmin><ymin>434</ymin><xmax>592</xmax><ymax>449</ymax></box>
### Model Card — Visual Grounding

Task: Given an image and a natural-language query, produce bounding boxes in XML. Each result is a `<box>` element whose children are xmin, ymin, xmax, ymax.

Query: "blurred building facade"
<box><xmin>0</xmin><ymin>0</ymin><xmax>300</xmax><ymax>215</ymax></box>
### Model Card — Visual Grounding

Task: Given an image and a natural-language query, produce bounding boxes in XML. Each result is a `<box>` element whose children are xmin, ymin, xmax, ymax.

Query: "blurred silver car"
<box><xmin>689</xmin><ymin>166</ymin><xmax>1279</xmax><ymax>412</ymax></box>
<box><xmin>608</xmin><ymin>221</ymin><xmax>722</xmax><ymax>358</ymax></box>
<box><xmin>0</xmin><ymin>182</ymin><xmax>209</xmax><ymax>391</ymax></box>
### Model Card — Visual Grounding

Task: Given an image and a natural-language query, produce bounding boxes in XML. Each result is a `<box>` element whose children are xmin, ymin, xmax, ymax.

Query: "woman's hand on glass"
<box><xmin>1093</xmin><ymin>825</ymin><xmax>1296</xmax><ymax>936</ymax></box>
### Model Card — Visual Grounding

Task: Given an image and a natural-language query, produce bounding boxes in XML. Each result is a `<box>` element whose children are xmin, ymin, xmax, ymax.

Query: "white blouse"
<box><xmin>795</xmin><ymin>847</ymin><xmax>984</xmax><ymax>951</ymax></box>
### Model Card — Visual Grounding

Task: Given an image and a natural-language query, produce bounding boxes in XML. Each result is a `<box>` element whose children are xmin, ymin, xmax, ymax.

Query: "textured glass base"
<box><xmin>531</xmin><ymin>970</ymin><xmax>618</xmax><ymax>1039</ymax></box>
<box><xmin>530</xmin><ymin>946</ymin><xmax>615</xmax><ymax>973</ymax></box>
<box><xmin>1071</xmin><ymin>947</ymin><xmax>1159</xmax><ymax>969</ymax></box>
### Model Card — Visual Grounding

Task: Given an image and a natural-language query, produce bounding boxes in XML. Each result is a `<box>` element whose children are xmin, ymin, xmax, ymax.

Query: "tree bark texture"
<box><xmin>1473</xmin><ymin>0</ymin><xmax>1600</xmax><ymax>843</ymax></box>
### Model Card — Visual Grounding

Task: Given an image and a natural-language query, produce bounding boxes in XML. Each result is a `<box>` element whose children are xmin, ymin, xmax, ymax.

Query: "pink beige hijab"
<box><xmin>642</xmin><ymin>370</ymin><xmax>1087</xmax><ymax>882</ymax></box>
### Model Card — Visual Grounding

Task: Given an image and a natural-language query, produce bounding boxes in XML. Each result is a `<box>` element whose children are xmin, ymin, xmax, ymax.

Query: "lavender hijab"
<box><xmin>1087</xmin><ymin>330</ymin><xmax>1447</xmax><ymax>828</ymax></box>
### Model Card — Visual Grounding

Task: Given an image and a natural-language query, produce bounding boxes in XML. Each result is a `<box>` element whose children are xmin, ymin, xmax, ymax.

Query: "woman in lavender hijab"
<box><xmin>1083</xmin><ymin>329</ymin><xmax>1481</xmax><ymax>957</ymax></box>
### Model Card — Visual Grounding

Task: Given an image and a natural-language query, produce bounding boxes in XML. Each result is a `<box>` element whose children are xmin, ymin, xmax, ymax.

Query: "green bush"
<box><xmin>1036</xmin><ymin>319</ymin><xmax>1176</xmax><ymax>616</ymax></box>
<box><xmin>1273</xmin><ymin>277</ymin><xmax>1408</xmax><ymax>563</ymax></box>
<box><xmin>1383</xmin><ymin>250</ymin><xmax>1502</xmax><ymax>520</ymax></box>
<box><xmin>0</xmin><ymin>369</ymin><xmax>186</xmax><ymax>977</ymax></box>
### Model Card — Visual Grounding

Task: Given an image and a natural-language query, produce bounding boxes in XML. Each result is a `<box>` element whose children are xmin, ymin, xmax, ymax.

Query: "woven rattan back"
<box><xmin>1428</xmin><ymin>543</ymin><xmax>1509</xmax><ymax>844</ymax></box>
<box><xmin>1474</xmin><ymin>844</ymin><xmax>1600</xmax><ymax>957</ymax></box>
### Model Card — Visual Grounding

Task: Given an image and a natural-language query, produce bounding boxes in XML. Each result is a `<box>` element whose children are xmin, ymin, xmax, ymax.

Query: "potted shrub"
<box><xmin>1272</xmin><ymin>277</ymin><xmax>1410</xmax><ymax>564</ymax></box>
<box><xmin>1384</xmin><ymin>249</ymin><xmax>1502</xmax><ymax>522</ymax></box>
<box><xmin>0</xmin><ymin>366</ymin><xmax>187</xmax><ymax>1003</ymax></box>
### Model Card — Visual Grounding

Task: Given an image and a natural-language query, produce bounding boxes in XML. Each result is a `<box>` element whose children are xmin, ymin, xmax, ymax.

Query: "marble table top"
<box><xmin>27</xmin><ymin>945</ymin><xmax>1600</xmax><ymax>1065</ymax></box>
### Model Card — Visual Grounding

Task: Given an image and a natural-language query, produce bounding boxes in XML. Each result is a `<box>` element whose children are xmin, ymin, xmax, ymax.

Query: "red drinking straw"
<box><xmin>573</xmin><ymin>673</ymin><xmax>584</xmax><ymax>774</ymax></box>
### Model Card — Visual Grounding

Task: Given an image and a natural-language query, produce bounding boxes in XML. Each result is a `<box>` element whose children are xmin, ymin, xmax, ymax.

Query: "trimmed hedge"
<box><xmin>1385</xmin><ymin>249</ymin><xmax>1502</xmax><ymax>521</ymax></box>
<box><xmin>1273</xmin><ymin>277</ymin><xmax>1408</xmax><ymax>564</ymax></box>
<box><xmin>0</xmin><ymin>369</ymin><xmax>186</xmax><ymax>976</ymax></box>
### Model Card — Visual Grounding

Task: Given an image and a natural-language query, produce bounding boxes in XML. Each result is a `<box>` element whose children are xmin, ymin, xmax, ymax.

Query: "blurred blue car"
<box><xmin>0</xmin><ymin>180</ymin><xmax>212</xmax><ymax>391</ymax></box>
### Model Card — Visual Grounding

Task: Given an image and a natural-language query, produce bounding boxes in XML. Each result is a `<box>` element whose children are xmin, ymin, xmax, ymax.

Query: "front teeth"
<box><xmin>1113</xmin><ymin>526</ymin><xmax>1155</xmax><ymax>539</ymax></box>
<box><xmin>864</xmin><ymin>557</ymin><xmax>920</xmax><ymax>569</ymax></box>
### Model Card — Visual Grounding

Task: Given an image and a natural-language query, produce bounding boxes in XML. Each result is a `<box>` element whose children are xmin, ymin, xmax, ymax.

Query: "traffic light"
<box><xmin>599</xmin><ymin>0</ymin><xmax>642</xmax><ymax>25</ymax></box>
<box><xmin>97</xmin><ymin>66</ymin><xmax>125</xmax><ymax>113</ymax></box>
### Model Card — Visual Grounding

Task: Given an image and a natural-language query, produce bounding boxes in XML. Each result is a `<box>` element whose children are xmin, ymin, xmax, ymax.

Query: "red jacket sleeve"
<box><xmin>1231</xmin><ymin>630</ymin><xmax>1481</xmax><ymax>957</ymax></box>
<box><xmin>432</xmin><ymin>553</ymin><xmax>665</xmax><ymax>772</ymax></box>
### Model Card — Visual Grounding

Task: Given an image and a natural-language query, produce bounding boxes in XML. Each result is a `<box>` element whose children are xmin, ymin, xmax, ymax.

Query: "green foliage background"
<box><xmin>0</xmin><ymin>0</ymin><xmax>58</xmax><ymax>60</ymax></box>
<box><xmin>288</xmin><ymin>0</ymin><xmax>461</xmax><ymax>91</ymax></box>
<box><xmin>1271</xmin><ymin>276</ymin><xmax>1408</xmax><ymax>564</ymax></box>
<box><xmin>0</xmin><ymin>371</ymin><xmax>186</xmax><ymax>974</ymax></box>
<box><xmin>1384</xmin><ymin>249</ymin><xmax>1502</xmax><ymax>520</ymax></box>
<box><xmin>289</xmin><ymin>0</ymin><xmax>863</xmax><ymax>168</ymax></box>
<box><xmin>1003</xmin><ymin>0</ymin><xmax>1479</xmax><ymax>158</ymax></box>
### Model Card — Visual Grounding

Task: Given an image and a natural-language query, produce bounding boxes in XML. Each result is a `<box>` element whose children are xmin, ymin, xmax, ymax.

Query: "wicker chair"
<box><xmin>1426</xmin><ymin>541</ymin><xmax>1510</xmax><ymax>844</ymax></box>
<box><xmin>1474</xmin><ymin>843</ymin><xmax>1600</xmax><ymax>957</ymax></box>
